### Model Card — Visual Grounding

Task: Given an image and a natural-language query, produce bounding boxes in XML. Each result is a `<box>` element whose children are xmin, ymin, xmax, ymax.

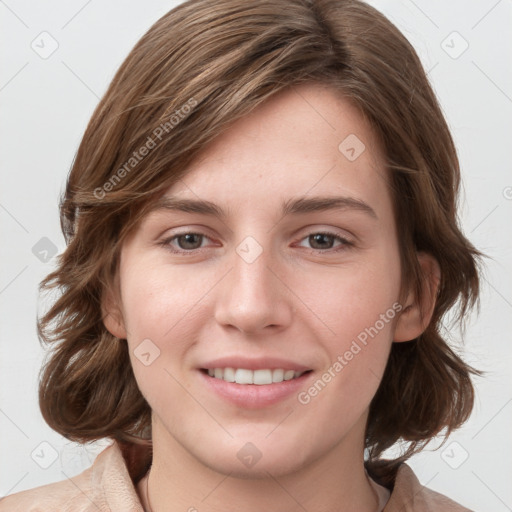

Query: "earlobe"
<box><xmin>393</xmin><ymin>252</ymin><xmax>440</xmax><ymax>343</ymax></box>
<box><xmin>101</xmin><ymin>288</ymin><xmax>127</xmax><ymax>340</ymax></box>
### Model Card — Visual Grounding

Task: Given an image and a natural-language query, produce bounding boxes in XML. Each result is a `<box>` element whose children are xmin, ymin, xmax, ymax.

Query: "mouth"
<box><xmin>198</xmin><ymin>356</ymin><xmax>314</xmax><ymax>407</ymax></box>
<box><xmin>201</xmin><ymin>367</ymin><xmax>312</xmax><ymax>385</ymax></box>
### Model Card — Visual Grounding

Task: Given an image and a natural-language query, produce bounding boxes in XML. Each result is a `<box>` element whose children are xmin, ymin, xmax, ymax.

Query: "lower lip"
<box><xmin>199</xmin><ymin>370</ymin><xmax>313</xmax><ymax>409</ymax></box>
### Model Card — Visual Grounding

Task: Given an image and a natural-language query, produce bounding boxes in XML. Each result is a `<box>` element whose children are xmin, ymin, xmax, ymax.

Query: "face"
<box><xmin>105</xmin><ymin>82</ymin><xmax>417</xmax><ymax>478</ymax></box>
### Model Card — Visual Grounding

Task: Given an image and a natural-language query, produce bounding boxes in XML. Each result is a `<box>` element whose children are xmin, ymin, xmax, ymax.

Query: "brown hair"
<box><xmin>37</xmin><ymin>0</ymin><xmax>481</xmax><ymax>485</ymax></box>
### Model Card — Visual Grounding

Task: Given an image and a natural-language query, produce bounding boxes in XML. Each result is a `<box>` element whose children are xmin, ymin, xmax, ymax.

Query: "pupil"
<box><xmin>310</xmin><ymin>234</ymin><xmax>333</xmax><ymax>249</ymax></box>
<box><xmin>179</xmin><ymin>234</ymin><xmax>201</xmax><ymax>249</ymax></box>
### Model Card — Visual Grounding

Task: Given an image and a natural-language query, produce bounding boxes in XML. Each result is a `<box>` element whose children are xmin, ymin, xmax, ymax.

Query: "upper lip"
<box><xmin>200</xmin><ymin>356</ymin><xmax>312</xmax><ymax>372</ymax></box>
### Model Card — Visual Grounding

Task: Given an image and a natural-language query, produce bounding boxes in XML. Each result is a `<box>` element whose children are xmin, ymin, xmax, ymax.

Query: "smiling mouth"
<box><xmin>201</xmin><ymin>368</ymin><xmax>312</xmax><ymax>385</ymax></box>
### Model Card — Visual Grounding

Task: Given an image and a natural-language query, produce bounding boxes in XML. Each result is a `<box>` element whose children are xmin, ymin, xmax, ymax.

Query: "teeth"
<box><xmin>235</xmin><ymin>368</ymin><xmax>253</xmax><ymax>384</ymax></box>
<box><xmin>206</xmin><ymin>367</ymin><xmax>306</xmax><ymax>385</ymax></box>
<box><xmin>253</xmin><ymin>369</ymin><xmax>272</xmax><ymax>385</ymax></box>
<box><xmin>284</xmin><ymin>370</ymin><xmax>295</xmax><ymax>381</ymax></box>
<box><xmin>223</xmin><ymin>367</ymin><xmax>236</xmax><ymax>382</ymax></box>
<box><xmin>272</xmin><ymin>369</ymin><xmax>284</xmax><ymax>383</ymax></box>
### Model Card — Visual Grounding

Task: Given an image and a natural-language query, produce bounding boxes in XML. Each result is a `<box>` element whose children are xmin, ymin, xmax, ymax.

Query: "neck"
<box><xmin>137</xmin><ymin>417</ymin><xmax>381</xmax><ymax>512</ymax></box>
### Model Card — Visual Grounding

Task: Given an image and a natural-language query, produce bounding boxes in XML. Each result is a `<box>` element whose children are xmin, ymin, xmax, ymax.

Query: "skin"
<box><xmin>104</xmin><ymin>82</ymin><xmax>438</xmax><ymax>512</ymax></box>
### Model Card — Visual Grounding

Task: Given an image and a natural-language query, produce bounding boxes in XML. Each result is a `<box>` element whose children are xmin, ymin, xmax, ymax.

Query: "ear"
<box><xmin>101</xmin><ymin>284</ymin><xmax>128</xmax><ymax>340</ymax></box>
<box><xmin>393</xmin><ymin>252</ymin><xmax>441</xmax><ymax>343</ymax></box>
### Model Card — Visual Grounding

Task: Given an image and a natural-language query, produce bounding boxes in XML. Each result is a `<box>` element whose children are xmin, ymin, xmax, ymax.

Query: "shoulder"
<box><xmin>385</xmin><ymin>463</ymin><xmax>474</xmax><ymax>512</ymax></box>
<box><xmin>0</xmin><ymin>474</ymin><xmax>88</xmax><ymax>512</ymax></box>
<box><xmin>0</xmin><ymin>441</ymin><xmax>145</xmax><ymax>512</ymax></box>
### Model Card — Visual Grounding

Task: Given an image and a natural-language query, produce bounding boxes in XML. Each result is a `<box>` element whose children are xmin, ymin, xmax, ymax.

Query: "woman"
<box><xmin>0</xmin><ymin>0</ymin><xmax>481</xmax><ymax>510</ymax></box>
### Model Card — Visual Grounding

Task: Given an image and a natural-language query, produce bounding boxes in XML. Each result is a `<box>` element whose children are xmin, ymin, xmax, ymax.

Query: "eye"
<box><xmin>159</xmin><ymin>230</ymin><xmax>353</xmax><ymax>255</ymax></box>
<box><xmin>297</xmin><ymin>232</ymin><xmax>352</xmax><ymax>252</ymax></box>
<box><xmin>160</xmin><ymin>232</ymin><xmax>212</xmax><ymax>252</ymax></box>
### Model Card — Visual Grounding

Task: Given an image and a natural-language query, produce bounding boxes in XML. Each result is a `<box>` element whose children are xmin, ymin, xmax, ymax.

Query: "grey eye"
<box><xmin>176</xmin><ymin>233</ymin><xmax>204</xmax><ymax>250</ymax></box>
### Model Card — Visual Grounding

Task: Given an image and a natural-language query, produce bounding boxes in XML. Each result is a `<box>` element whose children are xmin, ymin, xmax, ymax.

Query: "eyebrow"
<box><xmin>149</xmin><ymin>195</ymin><xmax>377</xmax><ymax>219</ymax></box>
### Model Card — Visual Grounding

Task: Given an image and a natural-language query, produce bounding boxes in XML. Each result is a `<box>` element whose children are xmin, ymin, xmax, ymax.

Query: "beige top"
<box><xmin>0</xmin><ymin>441</ymin><xmax>474</xmax><ymax>511</ymax></box>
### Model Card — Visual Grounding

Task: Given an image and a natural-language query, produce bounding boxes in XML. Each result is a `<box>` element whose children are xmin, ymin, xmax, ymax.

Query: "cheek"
<box><xmin>294</xmin><ymin>256</ymin><xmax>400</xmax><ymax>404</ymax></box>
<box><xmin>118</xmin><ymin>261</ymin><xmax>206</xmax><ymax>403</ymax></box>
<box><xmin>300</xmin><ymin>257</ymin><xmax>401</xmax><ymax>341</ymax></box>
<box><xmin>119</xmin><ymin>260</ymin><xmax>210</xmax><ymax>342</ymax></box>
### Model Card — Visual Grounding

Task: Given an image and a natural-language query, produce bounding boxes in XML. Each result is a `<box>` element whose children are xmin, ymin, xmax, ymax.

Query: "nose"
<box><xmin>214</xmin><ymin>243</ymin><xmax>293</xmax><ymax>335</ymax></box>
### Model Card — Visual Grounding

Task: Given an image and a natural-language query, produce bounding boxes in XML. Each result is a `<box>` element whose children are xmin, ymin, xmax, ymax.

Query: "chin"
<box><xmin>194</xmin><ymin>439</ymin><xmax>313</xmax><ymax>480</ymax></box>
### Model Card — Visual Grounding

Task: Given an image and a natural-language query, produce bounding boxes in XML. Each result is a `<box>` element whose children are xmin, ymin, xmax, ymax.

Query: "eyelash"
<box><xmin>158</xmin><ymin>231</ymin><xmax>353</xmax><ymax>255</ymax></box>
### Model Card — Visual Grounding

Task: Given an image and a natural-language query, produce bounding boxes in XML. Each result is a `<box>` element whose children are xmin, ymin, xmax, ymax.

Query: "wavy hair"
<box><xmin>37</xmin><ymin>0</ymin><xmax>481</xmax><ymax>486</ymax></box>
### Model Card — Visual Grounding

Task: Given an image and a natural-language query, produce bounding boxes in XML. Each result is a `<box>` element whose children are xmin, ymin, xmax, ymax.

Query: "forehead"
<box><xmin>158</xmin><ymin>82</ymin><xmax>391</xmax><ymax>218</ymax></box>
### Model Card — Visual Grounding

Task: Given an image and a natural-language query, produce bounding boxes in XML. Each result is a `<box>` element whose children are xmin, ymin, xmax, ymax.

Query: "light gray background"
<box><xmin>1</xmin><ymin>1</ymin><xmax>511</xmax><ymax>510</ymax></box>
